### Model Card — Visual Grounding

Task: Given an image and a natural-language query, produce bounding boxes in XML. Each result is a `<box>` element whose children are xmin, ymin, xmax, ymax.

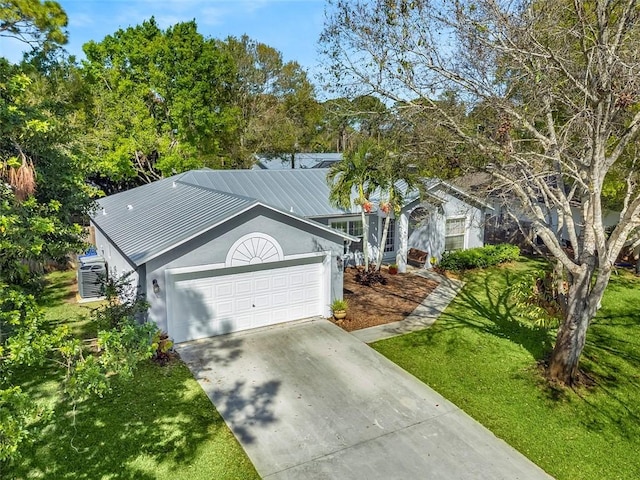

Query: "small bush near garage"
<box><xmin>440</xmin><ymin>244</ymin><xmax>520</xmax><ymax>272</ymax></box>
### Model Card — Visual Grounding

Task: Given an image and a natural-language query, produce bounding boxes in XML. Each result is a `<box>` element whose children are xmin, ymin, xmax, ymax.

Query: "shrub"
<box><xmin>507</xmin><ymin>269</ymin><xmax>562</xmax><ymax>328</ymax></box>
<box><xmin>439</xmin><ymin>244</ymin><xmax>520</xmax><ymax>272</ymax></box>
<box><xmin>354</xmin><ymin>266</ymin><xmax>387</xmax><ymax>286</ymax></box>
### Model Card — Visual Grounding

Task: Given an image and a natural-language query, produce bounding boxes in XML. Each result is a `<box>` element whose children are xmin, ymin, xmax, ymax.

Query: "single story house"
<box><xmin>90</xmin><ymin>168</ymin><xmax>490</xmax><ymax>342</ymax></box>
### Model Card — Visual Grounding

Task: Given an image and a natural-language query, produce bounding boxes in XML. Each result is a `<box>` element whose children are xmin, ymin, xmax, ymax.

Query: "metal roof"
<box><xmin>92</xmin><ymin>177</ymin><xmax>258</xmax><ymax>266</ymax></box>
<box><xmin>91</xmin><ymin>171</ymin><xmax>358</xmax><ymax>267</ymax></box>
<box><xmin>91</xmin><ymin>168</ymin><xmax>483</xmax><ymax>267</ymax></box>
<box><xmin>178</xmin><ymin>168</ymin><xmax>350</xmax><ymax>218</ymax></box>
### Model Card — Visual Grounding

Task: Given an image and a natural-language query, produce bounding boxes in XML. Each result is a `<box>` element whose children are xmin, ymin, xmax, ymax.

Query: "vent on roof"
<box><xmin>77</xmin><ymin>255</ymin><xmax>106</xmax><ymax>299</ymax></box>
<box><xmin>127</xmin><ymin>204</ymin><xmax>133</xmax><ymax>210</ymax></box>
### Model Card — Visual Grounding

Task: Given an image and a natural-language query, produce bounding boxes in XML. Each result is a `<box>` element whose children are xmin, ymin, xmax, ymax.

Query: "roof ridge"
<box><xmin>176</xmin><ymin>174</ymin><xmax>261</xmax><ymax>204</ymax></box>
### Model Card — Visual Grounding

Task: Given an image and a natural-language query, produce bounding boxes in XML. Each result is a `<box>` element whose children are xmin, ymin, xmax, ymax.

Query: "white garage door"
<box><xmin>168</xmin><ymin>260</ymin><xmax>325</xmax><ymax>343</ymax></box>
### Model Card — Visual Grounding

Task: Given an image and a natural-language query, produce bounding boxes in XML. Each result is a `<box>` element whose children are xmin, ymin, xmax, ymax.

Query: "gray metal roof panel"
<box><xmin>92</xmin><ymin>177</ymin><xmax>257</xmax><ymax>266</ymax></box>
<box><xmin>178</xmin><ymin>169</ymin><xmax>351</xmax><ymax>217</ymax></box>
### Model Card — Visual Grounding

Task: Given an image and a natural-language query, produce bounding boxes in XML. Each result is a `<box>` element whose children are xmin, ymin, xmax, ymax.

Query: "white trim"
<box><xmin>396</xmin><ymin>212</ymin><xmax>409</xmax><ymax>273</ymax></box>
<box><xmin>164</xmin><ymin>251</ymin><xmax>327</xmax><ymax>277</ymax></box>
<box><xmin>445</xmin><ymin>215</ymin><xmax>468</xmax><ymax>251</ymax></box>
<box><xmin>225</xmin><ymin>232</ymin><xmax>284</xmax><ymax>267</ymax></box>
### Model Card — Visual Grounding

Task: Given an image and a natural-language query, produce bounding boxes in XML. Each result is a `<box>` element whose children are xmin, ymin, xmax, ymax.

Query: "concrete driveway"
<box><xmin>177</xmin><ymin>318</ymin><xmax>553</xmax><ymax>480</ymax></box>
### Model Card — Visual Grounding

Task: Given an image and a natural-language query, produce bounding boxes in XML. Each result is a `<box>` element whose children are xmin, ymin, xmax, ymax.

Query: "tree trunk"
<box><xmin>548</xmin><ymin>267</ymin><xmax>607</xmax><ymax>385</ymax></box>
<box><xmin>548</xmin><ymin>307</ymin><xmax>591</xmax><ymax>385</ymax></box>
<box><xmin>376</xmin><ymin>214</ymin><xmax>391</xmax><ymax>271</ymax></box>
<box><xmin>361</xmin><ymin>209</ymin><xmax>369</xmax><ymax>270</ymax></box>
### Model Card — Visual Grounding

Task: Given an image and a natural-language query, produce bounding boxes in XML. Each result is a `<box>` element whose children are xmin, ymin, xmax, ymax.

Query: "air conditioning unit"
<box><xmin>77</xmin><ymin>255</ymin><xmax>107</xmax><ymax>299</ymax></box>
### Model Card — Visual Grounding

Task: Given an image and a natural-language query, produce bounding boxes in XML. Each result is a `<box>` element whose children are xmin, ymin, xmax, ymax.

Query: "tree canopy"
<box><xmin>0</xmin><ymin>0</ymin><xmax>67</xmax><ymax>50</ymax></box>
<box><xmin>322</xmin><ymin>0</ymin><xmax>640</xmax><ymax>384</ymax></box>
<box><xmin>220</xmin><ymin>35</ymin><xmax>324</xmax><ymax>168</ymax></box>
<box><xmin>81</xmin><ymin>18</ymin><xmax>239</xmax><ymax>192</ymax></box>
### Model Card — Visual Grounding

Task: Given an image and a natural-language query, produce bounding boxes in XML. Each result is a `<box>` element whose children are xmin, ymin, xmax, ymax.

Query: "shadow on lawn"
<box><xmin>9</xmin><ymin>361</ymin><xmax>248</xmax><ymax>479</ymax></box>
<box><xmin>39</xmin><ymin>272</ymin><xmax>78</xmax><ymax>306</ymax></box>
<box><xmin>437</xmin><ymin>271</ymin><xmax>554</xmax><ymax>361</ymax></box>
<box><xmin>577</xmin><ymin>308</ymin><xmax>640</xmax><ymax>438</ymax></box>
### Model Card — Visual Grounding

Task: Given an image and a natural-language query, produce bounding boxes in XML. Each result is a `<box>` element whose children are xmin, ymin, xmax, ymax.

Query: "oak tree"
<box><xmin>322</xmin><ymin>0</ymin><xmax>640</xmax><ymax>384</ymax></box>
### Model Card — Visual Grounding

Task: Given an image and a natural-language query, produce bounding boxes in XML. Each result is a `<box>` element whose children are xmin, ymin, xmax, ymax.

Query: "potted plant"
<box><xmin>331</xmin><ymin>298</ymin><xmax>348</xmax><ymax>320</ymax></box>
<box><xmin>388</xmin><ymin>263</ymin><xmax>398</xmax><ymax>275</ymax></box>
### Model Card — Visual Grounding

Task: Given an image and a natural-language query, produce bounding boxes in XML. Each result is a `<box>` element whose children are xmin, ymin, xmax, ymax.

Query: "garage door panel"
<box><xmin>289</xmin><ymin>288</ymin><xmax>305</xmax><ymax>302</ymax></box>
<box><xmin>236</xmin><ymin>279</ymin><xmax>253</xmax><ymax>296</ymax></box>
<box><xmin>253</xmin><ymin>293</ymin><xmax>271</xmax><ymax>309</ymax></box>
<box><xmin>169</xmin><ymin>260</ymin><xmax>325</xmax><ymax>342</ymax></box>
<box><xmin>289</xmin><ymin>272</ymin><xmax>306</xmax><ymax>286</ymax></box>
<box><xmin>272</xmin><ymin>275</ymin><xmax>287</xmax><ymax>289</ymax></box>
<box><xmin>254</xmin><ymin>277</ymin><xmax>271</xmax><ymax>292</ymax></box>
<box><xmin>217</xmin><ymin>300</ymin><xmax>234</xmax><ymax>316</ymax></box>
<box><xmin>215</xmin><ymin>283</ymin><xmax>233</xmax><ymax>297</ymax></box>
<box><xmin>304</xmin><ymin>286</ymin><xmax>320</xmax><ymax>301</ymax></box>
<box><xmin>235</xmin><ymin>297</ymin><xmax>253</xmax><ymax>312</ymax></box>
<box><xmin>272</xmin><ymin>292</ymin><xmax>288</xmax><ymax>306</ymax></box>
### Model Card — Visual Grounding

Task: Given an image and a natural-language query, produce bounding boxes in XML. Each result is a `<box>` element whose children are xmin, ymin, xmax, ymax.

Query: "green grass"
<box><xmin>4</xmin><ymin>271</ymin><xmax>258</xmax><ymax>480</ymax></box>
<box><xmin>373</xmin><ymin>258</ymin><xmax>640</xmax><ymax>480</ymax></box>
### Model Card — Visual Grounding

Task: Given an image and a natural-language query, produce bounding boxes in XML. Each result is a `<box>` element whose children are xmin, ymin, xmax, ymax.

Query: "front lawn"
<box><xmin>373</xmin><ymin>258</ymin><xmax>640</xmax><ymax>480</ymax></box>
<box><xmin>3</xmin><ymin>270</ymin><xmax>258</xmax><ymax>480</ymax></box>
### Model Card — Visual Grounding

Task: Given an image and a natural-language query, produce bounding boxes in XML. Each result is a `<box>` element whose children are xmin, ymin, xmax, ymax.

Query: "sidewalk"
<box><xmin>351</xmin><ymin>269</ymin><xmax>464</xmax><ymax>343</ymax></box>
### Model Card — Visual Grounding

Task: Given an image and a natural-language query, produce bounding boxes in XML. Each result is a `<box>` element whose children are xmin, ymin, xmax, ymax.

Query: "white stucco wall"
<box><xmin>407</xmin><ymin>187</ymin><xmax>486</xmax><ymax>265</ymax></box>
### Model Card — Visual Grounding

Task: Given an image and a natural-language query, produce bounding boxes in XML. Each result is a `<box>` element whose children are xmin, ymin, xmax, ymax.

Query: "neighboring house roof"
<box><xmin>253</xmin><ymin>153</ymin><xmax>343</xmax><ymax>170</ymax></box>
<box><xmin>426</xmin><ymin>178</ymin><xmax>495</xmax><ymax>211</ymax></box>
<box><xmin>312</xmin><ymin>159</ymin><xmax>341</xmax><ymax>168</ymax></box>
<box><xmin>92</xmin><ymin>172</ymin><xmax>357</xmax><ymax>267</ymax></box>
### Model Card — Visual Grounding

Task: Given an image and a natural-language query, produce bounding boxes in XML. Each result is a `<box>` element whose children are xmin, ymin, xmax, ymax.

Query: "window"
<box><xmin>331</xmin><ymin>219</ymin><xmax>363</xmax><ymax>236</ymax></box>
<box><xmin>445</xmin><ymin>218</ymin><xmax>466</xmax><ymax>251</ymax></box>
<box><xmin>384</xmin><ymin>219</ymin><xmax>396</xmax><ymax>252</ymax></box>
<box><xmin>331</xmin><ymin>219</ymin><xmax>364</xmax><ymax>254</ymax></box>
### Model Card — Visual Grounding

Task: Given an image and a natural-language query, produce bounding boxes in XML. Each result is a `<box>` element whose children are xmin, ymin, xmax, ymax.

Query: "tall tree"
<box><xmin>322</xmin><ymin>0</ymin><xmax>640</xmax><ymax>385</ymax></box>
<box><xmin>221</xmin><ymin>35</ymin><xmax>323</xmax><ymax>167</ymax></box>
<box><xmin>82</xmin><ymin>19</ymin><xmax>239</xmax><ymax>192</ymax></box>
<box><xmin>1</xmin><ymin>5</ymin><xmax>158</xmax><ymax>462</ymax></box>
<box><xmin>0</xmin><ymin>0</ymin><xmax>67</xmax><ymax>52</ymax></box>
<box><xmin>317</xmin><ymin>95</ymin><xmax>391</xmax><ymax>152</ymax></box>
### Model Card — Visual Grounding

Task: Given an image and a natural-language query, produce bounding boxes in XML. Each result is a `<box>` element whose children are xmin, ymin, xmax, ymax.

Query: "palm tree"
<box><xmin>373</xmin><ymin>150</ymin><xmax>420</xmax><ymax>271</ymax></box>
<box><xmin>327</xmin><ymin>140</ymin><xmax>382</xmax><ymax>270</ymax></box>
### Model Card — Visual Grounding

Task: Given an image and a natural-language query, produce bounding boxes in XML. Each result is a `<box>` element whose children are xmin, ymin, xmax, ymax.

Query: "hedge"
<box><xmin>439</xmin><ymin>244</ymin><xmax>520</xmax><ymax>272</ymax></box>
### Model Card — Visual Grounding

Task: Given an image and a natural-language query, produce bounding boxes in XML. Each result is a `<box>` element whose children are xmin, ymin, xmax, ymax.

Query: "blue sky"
<box><xmin>1</xmin><ymin>0</ymin><xmax>327</xmax><ymax>73</ymax></box>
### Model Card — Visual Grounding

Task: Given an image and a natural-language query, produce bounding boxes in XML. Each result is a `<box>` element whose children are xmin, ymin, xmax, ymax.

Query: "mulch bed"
<box><xmin>332</xmin><ymin>266</ymin><xmax>439</xmax><ymax>332</ymax></box>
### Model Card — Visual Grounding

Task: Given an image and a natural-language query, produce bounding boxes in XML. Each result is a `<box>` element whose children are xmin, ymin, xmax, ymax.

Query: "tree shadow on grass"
<box><xmin>435</xmin><ymin>271</ymin><xmax>555</xmax><ymax>362</ymax></box>
<box><xmin>7</xmin><ymin>354</ymin><xmax>259</xmax><ymax>479</ymax></box>
<box><xmin>39</xmin><ymin>271</ymin><xmax>78</xmax><ymax>307</ymax></box>
<box><xmin>575</xmin><ymin>309</ymin><xmax>640</xmax><ymax>439</ymax></box>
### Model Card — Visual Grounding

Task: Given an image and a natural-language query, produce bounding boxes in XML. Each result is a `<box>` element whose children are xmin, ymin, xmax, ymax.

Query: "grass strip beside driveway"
<box><xmin>5</xmin><ymin>270</ymin><xmax>258</xmax><ymax>480</ymax></box>
<box><xmin>372</xmin><ymin>259</ymin><xmax>640</xmax><ymax>480</ymax></box>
